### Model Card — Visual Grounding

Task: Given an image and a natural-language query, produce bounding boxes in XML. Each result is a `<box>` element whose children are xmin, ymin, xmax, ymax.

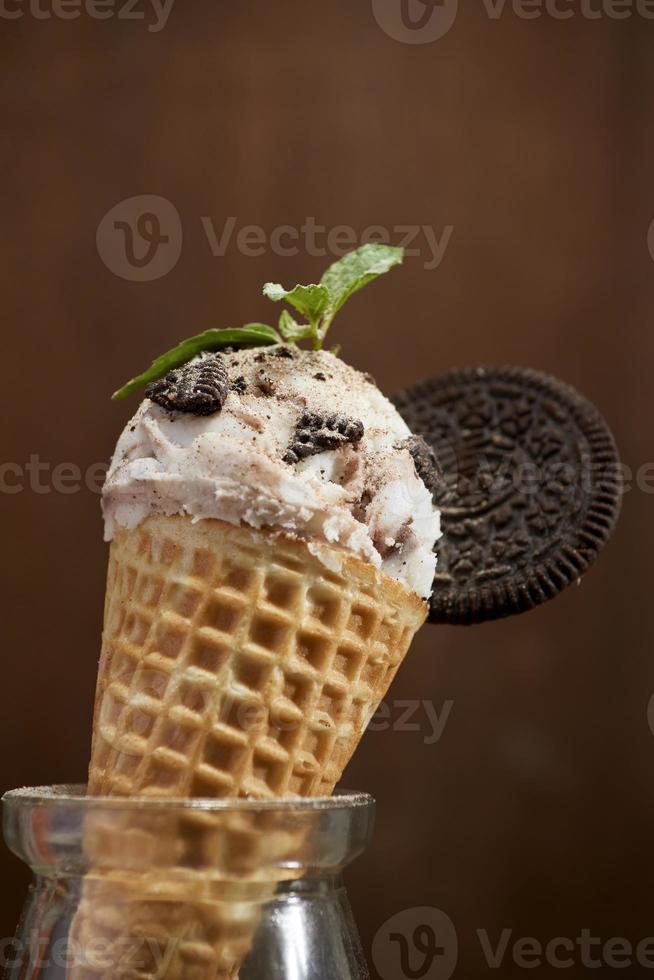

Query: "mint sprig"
<box><xmin>112</xmin><ymin>323</ymin><xmax>280</xmax><ymax>401</ymax></box>
<box><xmin>264</xmin><ymin>243</ymin><xmax>403</xmax><ymax>349</ymax></box>
<box><xmin>112</xmin><ymin>244</ymin><xmax>404</xmax><ymax>401</ymax></box>
<box><xmin>263</xmin><ymin>283</ymin><xmax>330</xmax><ymax>326</ymax></box>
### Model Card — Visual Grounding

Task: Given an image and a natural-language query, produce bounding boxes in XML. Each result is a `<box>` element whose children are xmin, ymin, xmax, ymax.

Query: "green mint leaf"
<box><xmin>320</xmin><ymin>244</ymin><xmax>404</xmax><ymax>318</ymax></box>
<box><xmin>263</xmin><ymin>282</ymin><xmax>330</xmax><ymax>324</ymax></box>
<box><xmin>260</xmin><ymin>244</ymin><xmax>405</xmax><ymax>352</ymax></box>
<box><xmin>112</xmin><ymin>323</ymin><xmax>280</xmax><ymax>401</ymax></box>
<box><xmin>277</xmin><ymin>310</ymin><xmax>315</xmax><ymax>343</ymax></box>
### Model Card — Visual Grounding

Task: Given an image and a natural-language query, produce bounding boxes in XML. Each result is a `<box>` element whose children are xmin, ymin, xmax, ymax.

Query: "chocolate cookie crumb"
<box><xmin>283</xmin><ymin>411</ymin><xmax>364</xmax><ymax>464</ymax></box>
<box><xmin>353</xmin><ymin>489</ymin><xmax>373</xmax><ymax>523</ymax></box>
<box><xmin>271</xmin><ymin>346</ymin><xmax>295</xmax><ymax>359</ymax></box>
<box><xmin>146</xmin><ymin>354</ymin><xmax>229</xmax><ymax>417</ymax></box>
<box><xmin>314</xmin><ymin>372</ymin><xmax>327</xmax><ymax>381</ymax></box>
<box><xmin>399</xmin><ymin>435</ymin><xmax>443</xmax><ymax>496</ymax></box>
<box><xmin>255</xmin><ymin>370</ymin><xmax>276</xmax><ymax>396</ymax></box>
<box><xmin>375</xmin><ymin>521</ymin><xmax>414</xmax><ymax>560</ymax></box>
<box><xmin>231</xmin><ymin>375</ymin><xmax>247</xmax><ymax>394</ymax></box>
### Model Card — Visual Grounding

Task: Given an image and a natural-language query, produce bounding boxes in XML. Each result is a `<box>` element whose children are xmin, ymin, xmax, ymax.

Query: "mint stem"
<box><xmin>263</xmin><ymin>244</ymin><xmax>404</xmax><ymax>353</ymax></box>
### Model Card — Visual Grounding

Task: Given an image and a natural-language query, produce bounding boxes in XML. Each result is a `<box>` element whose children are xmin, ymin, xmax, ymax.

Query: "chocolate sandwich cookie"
<box><xmin>393</xmin><ymin>366</ymin><xmax>622</xmax><ymax>625</ymax></box>
<box><xmin>146</xmin><ymin>353</ymin><xmax>229</xmax><ymax>416</ymax></box>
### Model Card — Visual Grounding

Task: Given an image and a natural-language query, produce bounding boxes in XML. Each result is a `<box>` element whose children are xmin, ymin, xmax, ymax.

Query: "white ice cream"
<box><xmin>103</xmin><ymin>347</ymin><xmax>441</xmax><ymax>599</ymax></box>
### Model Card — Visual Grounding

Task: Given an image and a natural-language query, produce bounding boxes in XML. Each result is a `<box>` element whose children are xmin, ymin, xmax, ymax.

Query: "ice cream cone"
<box><xmin>69</xmin><ymin>514</ymin><xmax>426</xmax><ymax>979</ymax></box>
<box><xmin>69</xmin><ymin>249</ymin><xmax>441</xmax><ymax>979</ymax></box>
<box><xmin>89</xmin><ymin>515</ymin><xmax>426</xmax><ymax>800</ymax></box>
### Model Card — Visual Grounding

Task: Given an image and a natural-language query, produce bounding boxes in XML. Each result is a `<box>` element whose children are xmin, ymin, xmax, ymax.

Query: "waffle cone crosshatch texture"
<box><xmin>90</xmin><ymin>515</ymin><xmax>427</xmax><ymax>801</ymax></box>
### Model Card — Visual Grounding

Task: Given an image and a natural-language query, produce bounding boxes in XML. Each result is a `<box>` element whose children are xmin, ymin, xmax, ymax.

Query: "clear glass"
<box><xmin>2</xmin><ymin>785</ymin><xmax>374</xmax><ymax>980</ymax></box>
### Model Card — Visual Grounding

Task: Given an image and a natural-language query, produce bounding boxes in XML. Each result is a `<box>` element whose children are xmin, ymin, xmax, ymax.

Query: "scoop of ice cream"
<box><xmin>102</xmin><ymin>347</ymin><xmax>441</xmax><ymax>599</ymax></box>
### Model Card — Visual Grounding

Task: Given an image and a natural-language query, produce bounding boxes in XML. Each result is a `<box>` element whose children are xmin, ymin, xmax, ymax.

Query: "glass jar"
<box><xmin>2</xmin><ymin>785</ymin><xmax>374</xmax><ymax>980</ymax></box>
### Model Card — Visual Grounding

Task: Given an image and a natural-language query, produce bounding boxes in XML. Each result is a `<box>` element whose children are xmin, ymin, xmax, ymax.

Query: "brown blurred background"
<box><xmin>2</xmin><ymin>1</ymin><xmax>653</xmax><ymax>976</ymax></box>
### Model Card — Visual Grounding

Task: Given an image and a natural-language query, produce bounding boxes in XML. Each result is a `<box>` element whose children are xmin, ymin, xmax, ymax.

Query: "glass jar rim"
<box><xmin>3</xmin><ymin>785</ymin><xmax>376</xmax><ymax>877</ymax></box>
<box><xmin>3</xmin><ymin>784</ymin><xmax>375</xmax><ymax>814</ymax></box>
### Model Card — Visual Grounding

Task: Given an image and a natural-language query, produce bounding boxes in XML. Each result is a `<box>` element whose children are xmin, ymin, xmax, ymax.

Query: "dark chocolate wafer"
<box><xmin>393</xmin><ymin>366</ymin><xmax>622</xmax><ymax>625</ymax></box>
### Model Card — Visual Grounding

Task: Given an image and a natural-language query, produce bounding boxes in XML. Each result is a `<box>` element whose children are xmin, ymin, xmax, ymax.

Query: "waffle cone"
<box><xmin>90</xmin><ymin>515</ymin><xmax>426</xmax><ymax>799</ymax></box>
<box><xmin>70</xmin><ymin>515</ymin><xmax>426</xmax><ymax>979</ymax></box>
